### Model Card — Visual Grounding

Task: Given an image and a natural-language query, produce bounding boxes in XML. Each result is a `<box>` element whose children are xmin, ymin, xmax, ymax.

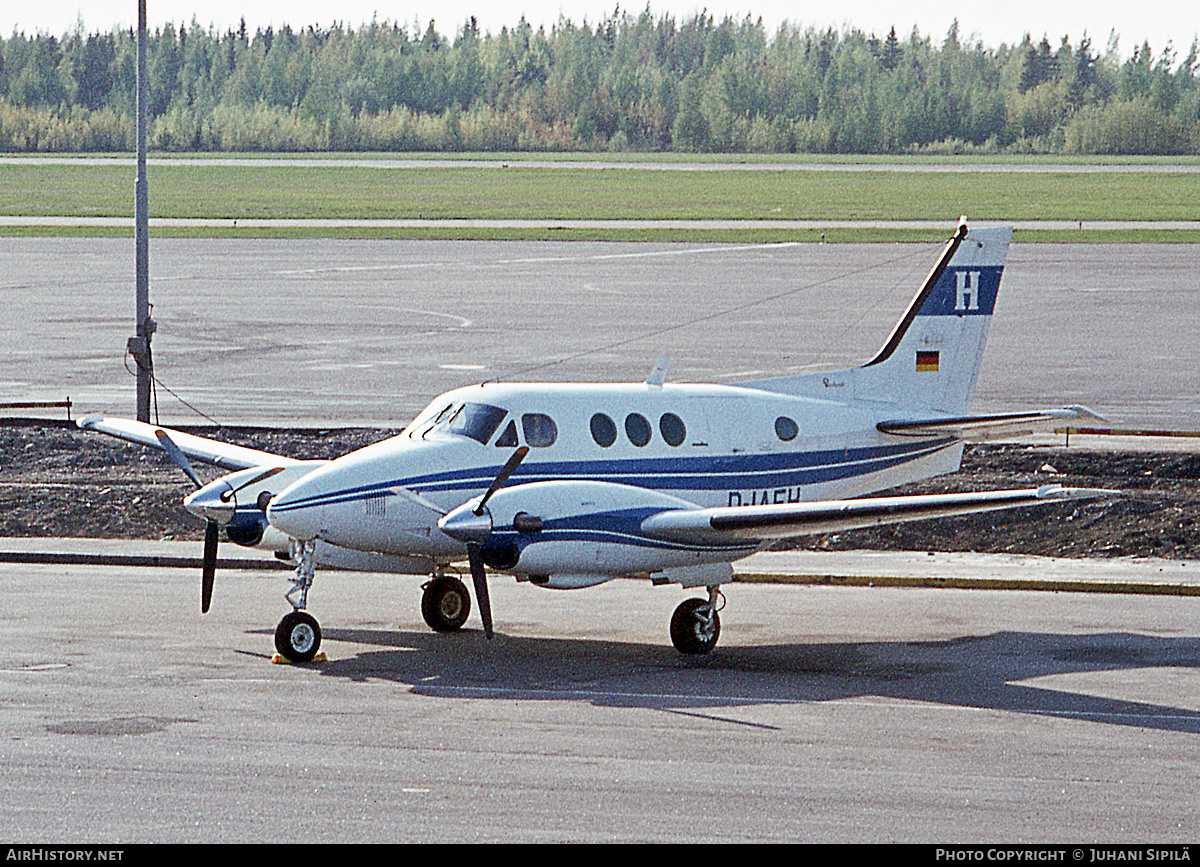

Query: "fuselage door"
<box><xmin>685</xmin><ymin>396</ymin><xmax>749</xmax><ymax>455</ymax></box>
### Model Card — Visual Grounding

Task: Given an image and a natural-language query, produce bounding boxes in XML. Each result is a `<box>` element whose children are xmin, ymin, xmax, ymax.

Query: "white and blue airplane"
<box><xmin>81</xmin><ymin>222</ymin><xmax>1111</xmax><ymax>660</ymax></box>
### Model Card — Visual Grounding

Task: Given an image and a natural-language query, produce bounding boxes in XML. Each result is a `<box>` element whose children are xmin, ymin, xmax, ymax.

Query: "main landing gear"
<box><xmin>270</xmin><ymin>550</ymin><xmax>726</xmax><ymax>658</ymax></box>
<box><xmin>274</xmin><ymin>539</ymin><xmax>323</xmax><ymax>663</ymax></box>
<box><xmin>670</xmin><ymin>586</ymin><xmax>724</xmax><ymax>655</ymax></box>
<box><xmin>421</xmin><ymin>573</ymin><xmax>472</xmax><ymax>633</ymax></box>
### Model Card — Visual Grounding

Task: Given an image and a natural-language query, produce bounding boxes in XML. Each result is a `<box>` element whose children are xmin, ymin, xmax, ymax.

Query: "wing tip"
<box><xmin>1037</xmin><ymin>484</ymin><xmax>1122</xmax><ymax>500</ymax></box>
<box><xmin>1060</xmin><ymin>404</ymin><xmax>1109</xmax><ymax>425</ymax></box>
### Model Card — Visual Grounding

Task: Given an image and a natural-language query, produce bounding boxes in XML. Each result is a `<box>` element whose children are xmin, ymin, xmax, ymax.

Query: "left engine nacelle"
<box><xmin>184</xmin><ymin>462</ymin><xmax>326</xmax><ymax>553</ymax></box>
<box><xmin>225</xmin><ymin>511</ymin><xmax>267</xmax><ymax>547</ymax></box>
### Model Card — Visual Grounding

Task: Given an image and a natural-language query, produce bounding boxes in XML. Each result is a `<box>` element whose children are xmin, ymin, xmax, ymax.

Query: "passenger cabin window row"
<box><xmin>435</xmin><ymin>402</ymin><xmax>799</xmax><ymax>450</ymax></box>
<box><xmin>588</xmin><ymin>412</ymin><xmax>798</xmax><ymax>448</ymax></box>
<box><xmin>590</xmin><ymin>412</ymin><xmax>687</xmax><ymax>448</ymax></box>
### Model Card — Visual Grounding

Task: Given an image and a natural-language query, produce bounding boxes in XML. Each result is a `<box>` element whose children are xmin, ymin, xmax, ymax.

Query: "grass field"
<box><xmin>3</xmin><ymin>156</ymin><xmax>1198</xmax><ymax>241</ymax></box>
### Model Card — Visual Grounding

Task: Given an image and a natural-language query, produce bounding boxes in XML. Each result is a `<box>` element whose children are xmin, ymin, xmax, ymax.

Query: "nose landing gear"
<box><xmin>274</xmin><ymin>539</ymin><xmax>323</xmax><ymax>663</ymax></box>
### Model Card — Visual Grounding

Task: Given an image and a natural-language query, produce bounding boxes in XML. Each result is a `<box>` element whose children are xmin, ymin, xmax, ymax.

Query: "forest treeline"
<box><xmin>2</xmin><ymin>10</ymin><xmax>1199</xmax><ymax>154</ymax></box>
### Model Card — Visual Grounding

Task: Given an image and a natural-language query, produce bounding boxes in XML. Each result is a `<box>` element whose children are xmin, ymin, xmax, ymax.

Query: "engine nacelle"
<box><xmin>185</xmin><ymin>461</ymin><xmax>325</xmax><ymax>550</ymax></box>
<box><xmin>524</xmin><ymin>573</ymin><xmax>613</xmax><ymax>590</ymax></box>
<box><xmin>470</xmin><ymin>480</ymin><xmax>745</xmax><ymax>581</ymax></box>
<box><xmin>225</xmin><ymin>512</ymin><xmax>266</xmax><ymax>547</ymax></box>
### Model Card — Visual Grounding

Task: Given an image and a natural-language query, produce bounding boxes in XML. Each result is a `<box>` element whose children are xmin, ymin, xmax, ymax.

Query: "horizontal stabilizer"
<box><xmin>640</xmin><ymin>485</ymin><xmax>1117</xmax><ymax>543</ymax></box>
<box><xmin>78</xmin><ymin>415</ymin><xmax>300</xmax><ymax>471</ymax></box>
<box><xmin>877</xmin><ymin>405</ymin><xmax>1108</xmax><ymax>441</ymax></box>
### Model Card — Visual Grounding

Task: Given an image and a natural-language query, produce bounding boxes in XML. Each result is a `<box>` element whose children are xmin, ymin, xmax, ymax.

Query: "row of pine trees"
<box><xmin>2</xmin><ymin>10</ymin><xmax>1198</xmax><ymax>154</ymax></box>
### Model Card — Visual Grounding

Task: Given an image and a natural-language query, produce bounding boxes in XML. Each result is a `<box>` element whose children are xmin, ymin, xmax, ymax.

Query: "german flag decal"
<box><xmin>916</xmin><ymin>350</ymin><xmax>940</xmax><ymax>372</ymax></box>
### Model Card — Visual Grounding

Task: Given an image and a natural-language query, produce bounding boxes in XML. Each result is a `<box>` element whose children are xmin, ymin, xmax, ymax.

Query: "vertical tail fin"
<box><xmin>857</xmin><ymin>222</ymin><xmax>1011</xmax><ymax>413</ymax></box>
<box><xmin>739</xmin><ymin>222</ymin><xmax>1012</xmax><ymax>415</ymax></box>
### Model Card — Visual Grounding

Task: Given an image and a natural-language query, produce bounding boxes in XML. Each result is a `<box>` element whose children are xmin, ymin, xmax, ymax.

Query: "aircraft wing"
<box><xmin>640</xmin><ymin>484</ymin><xmax>1115</xmax><ymax>544</ymax></box>
<box><xmin>877</xmin><ymin>405</ymin><xmax>1107</xmax><ymax>441</ymax></box>
<box><xmin>77</xmin><ymin>415</ymin><xmax>302</xmax><ymax>471</ymax></box>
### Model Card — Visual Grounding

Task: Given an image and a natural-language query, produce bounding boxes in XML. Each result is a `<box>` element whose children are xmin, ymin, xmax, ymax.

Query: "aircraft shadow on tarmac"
<box><xmin>294</xmin><ymin>626</ymin><xmax>1200</xmax><ymax>734</ymax></box>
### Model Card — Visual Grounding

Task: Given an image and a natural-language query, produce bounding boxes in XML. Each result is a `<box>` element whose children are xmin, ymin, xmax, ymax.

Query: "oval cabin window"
<box><xmin>625</xmin><ymin>413</ymin><xmax>652</xmax><ymax>447</ymax></box>
<box><xmin>659</xmin><ymin>413</ymin><xmax>686</xmax><ymax>447</ymax></box>
<box><xmin>775</xmin><ymin>416</ymin><xmax>799</xmax><ymax>441</ymax></box>
<box><xmin>590</xmin><ymin>413</ymin><xmax>617</xmax><ymax>447</ymax></box>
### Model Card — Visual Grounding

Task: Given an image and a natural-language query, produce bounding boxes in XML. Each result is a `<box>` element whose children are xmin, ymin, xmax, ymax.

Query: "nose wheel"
<box><xmin>275</xmin><ymin>610</ymin><xmax>322</xmax><ymax>662</ymax></box>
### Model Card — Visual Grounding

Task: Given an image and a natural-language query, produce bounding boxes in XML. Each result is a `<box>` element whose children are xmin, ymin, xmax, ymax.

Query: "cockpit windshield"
<box><xmin>446</xmin><ymin>402</ymin><xmax>508</xmax><ymax>444</ymax></box>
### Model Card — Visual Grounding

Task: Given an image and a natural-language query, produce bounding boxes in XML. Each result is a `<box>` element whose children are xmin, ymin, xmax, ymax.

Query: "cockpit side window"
<box><xmin>448</xmin><ymin>403</ymin><xmax>508</xmax><ymax>444</ymax></box>
<box><xmin>495</xmin><ymin>419</ymin><xmax>519</xmax><ymax>447</ymax></box>
<box><xmin>521</xmin><ymin>413</ymin><xmax>558</xmax><ymax>447</ymax></box>
<box><xmin>410</xmin><ymin>402</ymin><xmax>453</xmax><ymax>438</ymax></box>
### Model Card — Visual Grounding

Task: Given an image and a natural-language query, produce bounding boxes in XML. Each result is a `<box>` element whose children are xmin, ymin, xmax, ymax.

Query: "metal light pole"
<box><xmin>127</xmin><ymin>0</ymin><xmax>155</xmax><ymax>422</ymax></box>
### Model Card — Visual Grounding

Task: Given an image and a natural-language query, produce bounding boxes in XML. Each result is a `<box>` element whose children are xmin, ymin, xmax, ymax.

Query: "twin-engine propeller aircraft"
<box><xmin>81</xmin><ymin>222</ymin><xmax>1113</xmax><ymax>660</ymax></box>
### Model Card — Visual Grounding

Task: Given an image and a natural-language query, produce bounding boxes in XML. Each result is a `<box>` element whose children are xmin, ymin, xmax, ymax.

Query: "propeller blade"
<box><xmin>474</xmin><ymin>446</ymin><xmax>529</xmax><ymax>516</ymax></box>
<box><xmin>201</xmin><ymin>520</ymin><xmax>218</xmax><ymax>614</ymax></box>
<box><xmin>441</xmin><ymin>446</ymin><xmax>526</xmax><ymax>639</ymax></box>
<box><xmin>155</xmin><ymin>429</ymin><xmax>203</xmax><ymax>489</ymax></box>
<box><xmin>467</xmin><ymin>542</ymin><xmax>493</xmax><ymax>640</ymax></box>
<box><xmin>229</xmin><ymin>465</ymin><xmax>286</xmax><ymax>495</ymax></box>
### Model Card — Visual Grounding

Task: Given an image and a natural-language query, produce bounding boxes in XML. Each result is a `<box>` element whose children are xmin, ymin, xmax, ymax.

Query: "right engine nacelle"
<box><xmin>468</xmin><ymin>480</ymin><xmax>753</xmax><ymax>580</ymax></box>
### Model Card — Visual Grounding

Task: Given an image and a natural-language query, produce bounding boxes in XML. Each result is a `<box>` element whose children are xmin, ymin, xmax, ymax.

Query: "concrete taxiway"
<box><xmin>3</xmin><ymin>238</ymin><xmax>1199</xmax><ymax>430</ymax></box>
<box><xmin>2</xmin><ymin>540</ymin><xmax>1199</xmax><ymax>842</ymax></box>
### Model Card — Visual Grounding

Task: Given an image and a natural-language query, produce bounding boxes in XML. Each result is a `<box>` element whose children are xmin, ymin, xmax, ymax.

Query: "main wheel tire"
<box><xmin>421</xmin><ymin>575</ymin><xmax>472</xmax><ymax>632</ymax></box>
<box><xmin>670</xmin><ymin>597</ymin><xmax>721</xmax><ymax>655</ymax></box>
<box><xmin>275</xmin><ymin>610</ymin><xmax>322</xmax><ymax>662</ymax></box>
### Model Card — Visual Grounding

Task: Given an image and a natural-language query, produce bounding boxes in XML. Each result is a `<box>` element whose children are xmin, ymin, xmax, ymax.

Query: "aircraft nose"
<box><xmin>265</xmin><ymin>477</ymin><xmax>324</xmax><ymax>541</ymax></box>
<box><xmin>184</xmin><ymin>480</ymin><xmax>236</xmax><ymax>525</ymax></box>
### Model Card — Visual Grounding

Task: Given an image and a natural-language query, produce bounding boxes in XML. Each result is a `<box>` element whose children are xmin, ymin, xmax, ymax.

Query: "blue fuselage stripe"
<box><xmin>268</xmin><ymin>438</ymin><xmax>956</xmax><ymax>513</ymax></box>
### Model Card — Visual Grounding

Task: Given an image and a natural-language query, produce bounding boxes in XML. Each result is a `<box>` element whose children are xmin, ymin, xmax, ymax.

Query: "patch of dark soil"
<box><xmin>785</xmin><ymin>442</ymin><xmax>1200</xmax><ymax>559</ymax></box>
<box><xmin>0</xmin><ymin>422</ymin><xmax>398</xmax><ymax>541</ymax></box>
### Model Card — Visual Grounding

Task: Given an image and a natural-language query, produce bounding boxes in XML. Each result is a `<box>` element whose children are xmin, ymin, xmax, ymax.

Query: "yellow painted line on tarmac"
<box><xmin>1060</xmin><ymin>426</ymin><xmax>1200</xmax><ymax>439</ymax></box>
